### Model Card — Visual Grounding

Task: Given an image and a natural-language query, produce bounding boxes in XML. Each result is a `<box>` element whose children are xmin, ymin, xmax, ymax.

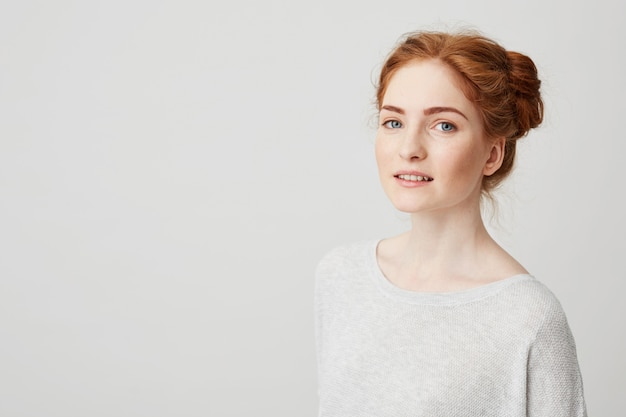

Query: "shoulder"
<box><xmin>314</xmin><ymin>239</ymin><xmax>378</xmax><ymax>298</ymax></box>
<box><xmin>315</xmin><ymin>240</ymin><xmax>377</xmax><ymax>277</ymax></box>
<box><xmin>503</xmin><ymin>277</ymin><xmax>573</xmax><ymax>340</ymax></box>
<box><xmin>517</xmin><ymin>278</ymin><xmax>567</xmax><ymax>318</ymax></box>
<box><xmin>509</xmin><ymin>277</ymin><xmax>562</xmax><ymax>308</ymax></box>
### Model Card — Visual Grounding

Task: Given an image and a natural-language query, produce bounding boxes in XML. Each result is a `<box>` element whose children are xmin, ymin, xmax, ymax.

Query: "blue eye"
<box><xmin>436</xmin><ymin>122</ymin><xmax>456</xmax><ymax>132</ymax></box>
<box><xmin>384</xmin><ymin>120</ymin><xmax>403</xmax><ymax>129</ymax></box>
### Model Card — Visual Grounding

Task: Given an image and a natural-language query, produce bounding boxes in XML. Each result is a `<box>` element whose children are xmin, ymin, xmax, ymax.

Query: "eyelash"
<box><xmin>434</xmin><ymin>121</ymin><xmax>456</xmax><ymax>132</ymax></box>
<box><xmin>382</xmin><ymin>120</ymin><xmax>457</xmax><ymax>132</ymax></box>
<box><xmin>382</xmin><ymin>120</ymin><xmax>402</xmax><ymax>129</ymax></box>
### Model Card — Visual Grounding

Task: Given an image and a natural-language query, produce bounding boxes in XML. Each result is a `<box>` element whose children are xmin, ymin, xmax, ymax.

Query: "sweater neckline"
<box><xmin>368</xmin><ymin>239</ymin><xmax>535</xmax><ymax>306</ymax></box>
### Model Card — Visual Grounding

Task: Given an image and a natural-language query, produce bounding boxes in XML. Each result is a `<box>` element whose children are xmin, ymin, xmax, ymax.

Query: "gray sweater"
<box><xmin>315</xmin><ymin>240</ymin><xmax>586</xmax><ymax>417</ymax></box>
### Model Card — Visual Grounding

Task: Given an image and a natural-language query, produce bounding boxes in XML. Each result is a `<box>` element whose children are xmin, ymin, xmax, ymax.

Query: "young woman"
<box><xmin>315</xmin><ymin>30</ymin><xmax>586</xmax><ymax>416</ymax></box>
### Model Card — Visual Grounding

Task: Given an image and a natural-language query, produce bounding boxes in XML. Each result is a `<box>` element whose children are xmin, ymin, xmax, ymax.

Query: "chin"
<box><xmin>388</xmin><ymin>199</ymin><xmax>431</xmax><ymax>214</ymax></box>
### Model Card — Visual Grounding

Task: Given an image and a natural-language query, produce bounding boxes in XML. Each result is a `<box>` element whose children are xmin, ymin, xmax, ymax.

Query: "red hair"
<box><xmin>376</xmin><ymin>30</ymin><xmax>543</xmax><ymax>194</ymax></box>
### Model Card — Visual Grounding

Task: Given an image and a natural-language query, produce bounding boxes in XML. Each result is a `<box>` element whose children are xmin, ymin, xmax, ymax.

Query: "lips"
<box><xmin>394</xmin><ymin>171</ymin><xmax>433</xmax><ymax>182</ymax></box>
<box><xmin>396</xmin><ymin>174</ymin><xmax>433</xmax><ymax>182</ymax></box>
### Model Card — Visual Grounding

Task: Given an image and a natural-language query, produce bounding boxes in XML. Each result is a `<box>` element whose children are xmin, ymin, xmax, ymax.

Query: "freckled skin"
<box><xmin>375</xmin><ymin>59</ymin><xmax>502</xmax><ymax>216</ymax></box>
<box><xmin>373</xmin><ymin>59</ymin><xmax>525</xmax><ymax>292</ymax></box>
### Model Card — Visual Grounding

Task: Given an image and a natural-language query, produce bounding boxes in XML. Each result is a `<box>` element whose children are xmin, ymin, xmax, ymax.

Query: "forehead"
<box><xmin>383</xmin><ymin>60</ymin><xmax>474</xmax><ymax>110</ymax></box>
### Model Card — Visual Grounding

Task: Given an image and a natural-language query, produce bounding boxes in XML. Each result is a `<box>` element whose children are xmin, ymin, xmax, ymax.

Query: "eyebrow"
<box><xmin>381</xmin><ymin>105</ymin><xmax>468</xmax><ymax>120</ymax></box>
<box><xmin>380</xmin><ymin>105</ymin><xmax>405</xmax><ymax>115</ymax></box>
<box><xmin>424</xmin><ymin>106</ymin><xmax>468</xmax><ymax>120</ymax></box>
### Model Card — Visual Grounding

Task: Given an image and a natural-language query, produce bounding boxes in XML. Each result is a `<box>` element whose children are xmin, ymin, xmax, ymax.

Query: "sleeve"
<box><xmin>314</xmin><ymin>259</ymin><xmax>325</xmax><ymax>380</ymax></box>
<box><xmin>314</xmin><ymin>249</ymin><xmax>335</xmax><ymax>396</ymax></box>
<box><xmin>526</xmin><ymin>300</ymin><xmax>587</xmax><ymax>417</ymax></box>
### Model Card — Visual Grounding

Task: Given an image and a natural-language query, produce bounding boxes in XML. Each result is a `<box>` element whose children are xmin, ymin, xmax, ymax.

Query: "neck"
<box><xmin>406</xmin><ymin>205</ymin><xmax>490</xmax><ymax>267</ymax></box>
<box><xmin>379</xmin><ymin>204</ymin><xmax>505</xmax><ymax>291</ymax></box>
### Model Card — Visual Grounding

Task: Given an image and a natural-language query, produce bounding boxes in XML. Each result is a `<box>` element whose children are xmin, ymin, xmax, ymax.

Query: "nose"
<box><xmin>399</xmin><ymin>128</ymin><xmax>427</xmax><ymax>160</ymax></box>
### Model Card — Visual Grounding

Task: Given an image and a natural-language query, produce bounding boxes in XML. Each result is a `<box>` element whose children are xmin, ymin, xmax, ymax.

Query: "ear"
<box><xmin>483</xmin><ymin>137</ymin><xmax>506</xmax><ymax>176</ymax></box>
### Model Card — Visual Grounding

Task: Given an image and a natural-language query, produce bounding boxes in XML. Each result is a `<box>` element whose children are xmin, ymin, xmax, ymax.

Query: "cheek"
<box><xmin>442</xmin><ymin>146</ymin><xmax>487</xmax><ymax>183</ymax></box>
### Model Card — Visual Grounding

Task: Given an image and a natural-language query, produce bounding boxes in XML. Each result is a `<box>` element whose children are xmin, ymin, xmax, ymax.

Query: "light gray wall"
<box><xmin>1</xmin><ymin>0</ymin><xmax>623</xmax><ymax>415</ymax></box>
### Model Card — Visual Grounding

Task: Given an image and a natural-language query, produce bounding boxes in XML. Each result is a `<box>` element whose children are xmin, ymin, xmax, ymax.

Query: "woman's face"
<box><xmin>375</xmin><ymin>59</ymin><xmax>503</xmax><ymax>215</ymax></box>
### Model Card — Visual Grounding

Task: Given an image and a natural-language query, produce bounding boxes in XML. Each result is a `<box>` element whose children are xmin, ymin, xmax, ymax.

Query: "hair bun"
<box><xmin>506</xmin><ymin>51</ymin><xmax>544</xmax><ymax>139</ymax></box>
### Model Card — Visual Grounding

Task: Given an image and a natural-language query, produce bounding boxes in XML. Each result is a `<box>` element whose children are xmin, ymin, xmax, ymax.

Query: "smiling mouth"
<box><xmin>396</xmin><ymin>174</ymin><xmax>433</xmax><ymax>182</ymax></box>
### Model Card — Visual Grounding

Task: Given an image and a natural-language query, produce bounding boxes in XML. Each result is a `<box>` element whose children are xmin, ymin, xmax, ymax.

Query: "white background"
<box><xmin>1</xmin><ymin>1</ymin><xmax>624</xmax><ymax>415</ymax></box>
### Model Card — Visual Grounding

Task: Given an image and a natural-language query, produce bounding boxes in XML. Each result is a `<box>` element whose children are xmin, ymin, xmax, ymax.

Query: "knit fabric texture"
<box><xmin>315</xmin><ymin>240</ymin><xmax>586</xmax><ymax>417</ymax></box>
